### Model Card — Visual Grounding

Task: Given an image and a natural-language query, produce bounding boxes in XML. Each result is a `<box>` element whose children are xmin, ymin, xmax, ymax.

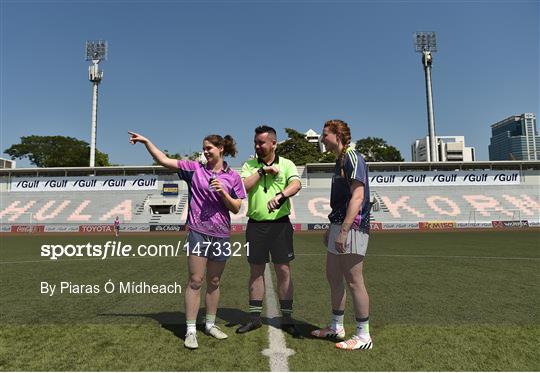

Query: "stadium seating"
<box><xmin>370</xmin><ymin>184</ymin><xmax>539</xmax><ymax>223</ymax></box>
<box><xmin>1</xmin><ymin>183</ymin><xmax>538</xmax><ymax>225</ymax></box>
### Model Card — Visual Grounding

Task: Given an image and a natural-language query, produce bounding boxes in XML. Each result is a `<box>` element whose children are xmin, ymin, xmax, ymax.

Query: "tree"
<box><xmin>276</xmin><ymin>128</ymin><xmax>338</xmax><ymax>165</ymax></box>
<box><xmin>276</xmin><ymin>128</ymin><xmax>330</xmax><ymax>165</ymax></box>
<box><xmin>152</xmin><ymin>150</ymin><xmax>202</xmax><ymax>165</ymax></box>
<box><xmin>319</xmin><ymin>151</ymin><xmax>337</xmax><ymax>163</ymax></box>
<box><xmin>152</xmin><ymin>149</ymin><xmax>181</xmax><ymax>165</ymax></box>
<box><xmin>187</xmin><ymin>151</ymin><xmax>203</xmax><ymax>161</ymax></box>
<box><xmin>158</xmin><ymin>151</ymin><xmax>203</xmax><ymax>164</ymax></box>
<box><xmin>355</xmin><ymin>137</ymin><xmax>404</xmax><ymax>162</ymax></box>
<box><xmin>4</xmin><ymin>135</ymin><xmax>110</xmax><ymax>167</ymax></box>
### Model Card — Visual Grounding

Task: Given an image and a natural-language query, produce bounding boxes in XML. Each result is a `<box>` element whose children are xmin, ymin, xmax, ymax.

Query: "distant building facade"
<box><xmin>0</xmin><ymin>158</ymin><xmax>16</xmax><ymax>169</ymax></box>
<box><xmin>489</xmin><ymin>113</ymin><xmax>538</xmax><ymax>160</ymax></box>
<box><xmin>305</xmin><ymin>128</ymin><xmax>325</xmax><ymax>152</ymax></box>
<box><xmin>412</xmin><ymin>136</ymin><xmax>475</xmax><ymax>162</ymax></box>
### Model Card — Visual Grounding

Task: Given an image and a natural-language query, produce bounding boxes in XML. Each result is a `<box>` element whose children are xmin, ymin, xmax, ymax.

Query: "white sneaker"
<box><xmin>184</xmin><ymin>332</ymin><xmax>198</xmax><ymax>349</ymax></box>
<box><xmin>335</xmin><ymin>335</ymin><xmax>373</xmax><ymax>350</ymax></box>
<box><xmin>311</xmin><ymin>325</ymin><xmax>346</xmax><ymax>340</ymax></box>
<box><xmin>205</xmin><ymin>325</ymin><xmax>228</xmax><ymax>340</ymax></box>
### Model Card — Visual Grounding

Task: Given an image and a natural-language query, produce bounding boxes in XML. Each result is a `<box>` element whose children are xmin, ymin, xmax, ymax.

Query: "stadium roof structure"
<box><xmin>305</xmin><ymin>161</ymin><xmax>540</xmax><ymax>173</ymax></box>
<box><xmin>1</xmin><ymin>161</ymin><xmax>539</xmax><ymax>179</ymax></box>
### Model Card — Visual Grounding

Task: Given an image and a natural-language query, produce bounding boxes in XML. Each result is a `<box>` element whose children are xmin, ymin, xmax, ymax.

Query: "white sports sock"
<box><xmin>205</xmin><ymin>314</ymin><xmax>216</xmax><ymax>331</ymax></box>
<box><xmin>331</xmin><ymin>311</ymin><xmax>344</xmax><ymax>331</ymax></box>
<box><xmin>356</xmin><ymin>317</ymin><xmax>370</xmax><ymax>338</ymax></box>
<box><xmin>186</xmin><ymin>320</ymin><xmax>196</xmax><ymax>335</ymax></box>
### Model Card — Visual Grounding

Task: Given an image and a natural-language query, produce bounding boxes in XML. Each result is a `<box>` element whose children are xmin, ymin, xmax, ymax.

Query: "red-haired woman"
<box><xmin>311</xmin><ymin>120</ymin><xmax>373</xmax><ymax>350</ymax></box>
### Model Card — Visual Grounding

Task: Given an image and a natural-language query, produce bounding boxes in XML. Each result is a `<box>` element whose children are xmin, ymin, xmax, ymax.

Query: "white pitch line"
<box><xmin>261</xmin><ymin>263</ymin><xmax>295</xmax><ymax>372</ymax></box>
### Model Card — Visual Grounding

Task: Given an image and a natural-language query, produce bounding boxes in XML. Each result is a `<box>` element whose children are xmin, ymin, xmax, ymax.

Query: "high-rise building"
<box><xmin>412</xmin><ymin>136</ymin><xmax>475</xmax><ymax>162</ymax></box>
<box><xmin>489</xmin><ymin>113</ymin><xmax>538</xmax><ymax>160</ymax></box>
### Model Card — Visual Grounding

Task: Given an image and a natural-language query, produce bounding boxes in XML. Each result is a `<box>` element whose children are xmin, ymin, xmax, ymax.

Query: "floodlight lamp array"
<box><xmin>414</xmin><ymin>32</ymin><xmax>437</xmax><ymax>53</ymax></box>
<box><xmin>86</xmin><ymin>40</ymin><xmax>108</xmax><ymax>61</ymax></box>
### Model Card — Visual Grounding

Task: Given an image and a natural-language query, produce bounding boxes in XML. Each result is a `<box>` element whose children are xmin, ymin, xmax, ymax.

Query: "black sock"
<box><xmin>280</xmin><ymin>299</ymin><xmax>293</xmax><ymax>321</ymax></box>
<box><xmin>249</xmin><ymin>300</ymin><xmax>263</xmax><ymax>318</ymax></box>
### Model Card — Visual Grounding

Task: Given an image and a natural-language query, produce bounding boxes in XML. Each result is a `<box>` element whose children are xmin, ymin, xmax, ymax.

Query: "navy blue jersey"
<box><xmin>328</xmin><ymin>147</ymin><xmax>370</xmax><ymax>233</ymax></box>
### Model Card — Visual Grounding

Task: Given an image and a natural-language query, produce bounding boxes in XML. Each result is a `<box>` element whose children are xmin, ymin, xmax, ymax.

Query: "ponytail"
<box><xmin>204</xmin><ymin>134</ymin><xmax>238</xmax><ymax>158</ymax></box>
<box><xmin>222</xmin><ymin>135</ymin><xmax>238</xmax><ymax>157</ymax></box>
<box><xmin>323</xmin><ymin>120</ymin><xmax>352</xmax><ymax>177</ymax></box>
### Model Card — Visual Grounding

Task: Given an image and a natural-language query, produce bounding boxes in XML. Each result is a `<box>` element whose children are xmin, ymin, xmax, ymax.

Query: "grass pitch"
<box><xmin>1</xmin><ymin>231</ymin><xmax>539</xmax><ymax>371</ymax></box>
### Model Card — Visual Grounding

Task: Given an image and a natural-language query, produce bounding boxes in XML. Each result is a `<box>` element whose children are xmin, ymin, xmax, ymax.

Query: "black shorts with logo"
<box><xmin>246</xmin><ymin>215</ymin><xmax>295</xmax><ymax>264</ymax></box>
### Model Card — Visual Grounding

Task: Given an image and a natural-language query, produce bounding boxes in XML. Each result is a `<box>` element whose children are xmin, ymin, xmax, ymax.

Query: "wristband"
<box><xmin>257</xmin><ymin>167</ymin><xmax>266</xmax><ymax>177</ymax></box>
<box><xmin>276</xmin><ymin>192</ymin><xmax>288</xmax><ymax>206</ymax></box>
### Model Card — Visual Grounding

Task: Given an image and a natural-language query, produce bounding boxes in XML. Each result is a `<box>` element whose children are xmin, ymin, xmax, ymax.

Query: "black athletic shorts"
<box><xmin>246</xmin><ymin>215</ymin><xmax>295</xmax><ymax>264</ymax></box>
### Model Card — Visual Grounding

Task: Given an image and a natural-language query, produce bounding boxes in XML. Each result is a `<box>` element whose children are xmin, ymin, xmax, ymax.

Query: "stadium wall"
<box><xmin>1</xmin><ymin>162</ymin><xmax>538</xmax><ymax>233</ymax></box>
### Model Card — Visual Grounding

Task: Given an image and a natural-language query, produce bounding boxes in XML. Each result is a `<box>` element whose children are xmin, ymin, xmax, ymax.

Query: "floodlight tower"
<box><xmin>414</xmin><ymin>32</ymin><xmax>438</xmax><ymax>162</ymax></box>
<box><xmin>85</xmin><ymin>40</ymin><xmax>107</xmax><ymax>167</ymax></box>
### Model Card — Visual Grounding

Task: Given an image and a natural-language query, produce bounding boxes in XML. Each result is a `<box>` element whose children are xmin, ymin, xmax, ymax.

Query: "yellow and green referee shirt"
<box><xmin>240</xmin><ymin>155</ymin><xmax>300</xmax><ymax>221</ymax></box>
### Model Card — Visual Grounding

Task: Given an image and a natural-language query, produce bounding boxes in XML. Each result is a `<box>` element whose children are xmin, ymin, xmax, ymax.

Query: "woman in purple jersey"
<box><xmin>129</xmin><ymin>131</ymin><xmax>246</xmax><ymax>350</ymax></box>
<box><xmin>113</xmin><ymin>216</ymin><xmax>120</xmax><ymax>237</ymax></box>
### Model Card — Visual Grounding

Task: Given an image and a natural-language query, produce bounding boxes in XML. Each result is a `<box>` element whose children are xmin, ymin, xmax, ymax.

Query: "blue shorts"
<box><xmin>186</xmin><ymin>230</ymin><xmax>230</xmax><ymax>262</ymax></box>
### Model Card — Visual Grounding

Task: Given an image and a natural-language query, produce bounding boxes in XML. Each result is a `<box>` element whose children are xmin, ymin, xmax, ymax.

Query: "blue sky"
<box><xmin>1</xmin><ymin>0</ymin><xmax>538</xmax><ymax>167</ymax></box>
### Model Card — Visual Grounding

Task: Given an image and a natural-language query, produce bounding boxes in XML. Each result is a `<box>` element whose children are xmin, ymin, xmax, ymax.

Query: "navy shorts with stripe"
<box><xmin>186</xmin><ymin>229</ymin><xmax>230</xmax><ymax>262</ymax></box>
